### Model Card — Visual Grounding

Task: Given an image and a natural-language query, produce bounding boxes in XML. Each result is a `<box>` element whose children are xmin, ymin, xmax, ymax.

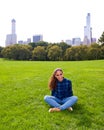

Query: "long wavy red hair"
<box><xmin>48</xmin><ymin>68</ymin><xmax>63</xmax><ymax>90</ymax></box>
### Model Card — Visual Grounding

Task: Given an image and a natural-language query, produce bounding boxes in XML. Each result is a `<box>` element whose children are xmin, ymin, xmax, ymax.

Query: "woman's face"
<box><xmin>55</xmin><ymin>70</ymin><xmax>64</xmax><ymax>82</ymax></box>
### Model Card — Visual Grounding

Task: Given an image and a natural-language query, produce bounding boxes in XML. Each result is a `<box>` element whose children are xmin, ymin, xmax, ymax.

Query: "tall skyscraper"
<box><xmin>12</xmin><ymin>19</ymin><xmax>16</xmax><ymax>34</ymax></box>
<box><xmin>83</xmin><ymin>13</ymin><xmax>92</xmax><ymax>45</ymax></box>
<box><xmin>5</xmin><ymin>19</ymin><xmax>17</xmax><ymax>46</ymax></box>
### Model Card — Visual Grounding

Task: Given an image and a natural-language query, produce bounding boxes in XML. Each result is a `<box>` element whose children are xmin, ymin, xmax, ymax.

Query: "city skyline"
<box><xmin>5</xmin><ymin>13</ymin><xmax>95</xmax><ymax>47</ymax></box>
<box><xmin>0</xmin><ymin>0</ymin><xmax>104</xmax><ymax>47</ymax></box>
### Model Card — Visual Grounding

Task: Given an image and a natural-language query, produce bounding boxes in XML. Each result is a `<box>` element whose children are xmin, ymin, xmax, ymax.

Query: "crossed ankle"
<box><xmin>49</xmin><ymin>107</ymin><xmax>61</xmax><ymax>112</ymax></box>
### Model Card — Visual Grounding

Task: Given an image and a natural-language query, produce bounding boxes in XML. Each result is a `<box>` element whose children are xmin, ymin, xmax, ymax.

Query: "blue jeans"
<box><xmin>44</xmin><ymin>95</ymin><xmax>78</xmax><ymax>110</ymax></box>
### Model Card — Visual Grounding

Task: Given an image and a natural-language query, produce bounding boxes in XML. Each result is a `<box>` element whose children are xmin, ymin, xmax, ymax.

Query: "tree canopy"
<box><xmin>98</xmin><ymin>31</ymin><xmax>104</xmax><ymax>44</ymax></box>
<box><xmin>1</xmin><ymin>32</ymin><xmax>104</xmax><ymax>61</ymax></box>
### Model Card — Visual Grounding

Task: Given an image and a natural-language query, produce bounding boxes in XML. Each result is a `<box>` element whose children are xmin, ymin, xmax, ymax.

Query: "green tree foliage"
<box><xmin>64</xmin><ymin>45</ymin><xmax>88</xmax><ymax>61</ymax></box>
<box><xmin>101</xmin><ymin>46</ymin><xmax>104</xmax><ymax>59</ymax></box>
<box><xmin>17</xmin><ymin>45</ymin><xmax>32</xmax><ymax>60</ymax></box>
<box><xmin>90</xmin><ymin>43</ymin><xmax>100</xmax><ymax>48</ymax></box>
<box><xmin>87</xmin><ymin>43</ymin><xmax>102</xmax><ymax>60</ymax></box>
<box><xmin>1</xmin><ymin>44</ymin><xmax>32</xmax><ymax>60</ymax></box>
<box><xmin>64</xmin><ymin>47</ymin><xmax>77</xmax><ymax>61</ymax></box>
<box><xmin>77</xmin><ymin>45</ymin><xmax>88</xmax><ymax>60</ymax></box>
<box><xmin>0</xmin><ymin>46</ymin><xmax>4</xmax><ymax>58</ymax></box>
<box><xmin>1</xmin><ymin>41</ymin><xmax>104</xmax><ymax>61</ymax></box>
<box><xmin>98</xmin><ymin>31</ymin><xmax>104</xmax><ymax>44</ymax></box>
<box><xmin>29</xmin><ymin>41</ymin><xmax>48</xmax><ymax>49</ymax></box>
<box><xmin>47</xmin><ymin>45</ymin><xmax>62</xmax><ymax>61</ymax></box>
<box><xmin>87</xmin><ymin>48</ymin><xmax>102</xmax><ymax>60</ymax></box>
<box><xmin>32</xmin><ymin>46</ymin><xmax>47</xmax><ymax>60</ymax></box>
<box><xmin>58</xmin><ymin>42</ymin><xmax>71</xmax><ymax>55</ymax></box>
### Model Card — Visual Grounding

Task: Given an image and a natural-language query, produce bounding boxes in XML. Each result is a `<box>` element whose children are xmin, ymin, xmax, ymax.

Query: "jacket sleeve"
<box><xmin>69</xmin><ymin>80</ymin><xmax>73</xmax><ymax>96</ymax></box>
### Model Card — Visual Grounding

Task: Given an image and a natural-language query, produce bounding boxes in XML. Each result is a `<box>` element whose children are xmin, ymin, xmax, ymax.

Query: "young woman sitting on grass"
<box><xmin>44</xmin><ymin>68</ymin><xmax>78</xmax><ymax>112</ymax></box>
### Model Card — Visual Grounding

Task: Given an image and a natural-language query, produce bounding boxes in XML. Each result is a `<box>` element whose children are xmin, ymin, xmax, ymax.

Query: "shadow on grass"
<box><xmin>67</xmin><ymin>103</ymin><xmax>94</xmax><ymax>128</ymax></box>
<box><xmin>44</xmin><ymin>102</ymin><xmax>95</xmax><ymax>128</ymax></box>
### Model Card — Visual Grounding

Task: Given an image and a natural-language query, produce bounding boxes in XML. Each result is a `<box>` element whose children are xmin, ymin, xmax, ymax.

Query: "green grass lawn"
<box><xmin>0</xmin><ymin>59</ymin><xmax>104</xmax><ymax>130</ymax></box>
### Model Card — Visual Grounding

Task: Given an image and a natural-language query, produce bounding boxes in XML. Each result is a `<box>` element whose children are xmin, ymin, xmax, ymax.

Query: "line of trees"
<box><xmin>0</xmin><ymin>32</ymin><xmax>104</xmax><ymax>61</ymax></box>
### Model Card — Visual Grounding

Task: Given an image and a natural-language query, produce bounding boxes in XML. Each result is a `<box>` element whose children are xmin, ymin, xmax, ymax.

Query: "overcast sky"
<box><xmin>0</xmin><ymin>0</ymin><xmax>104</xmax><ymax>47</ymax></box>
